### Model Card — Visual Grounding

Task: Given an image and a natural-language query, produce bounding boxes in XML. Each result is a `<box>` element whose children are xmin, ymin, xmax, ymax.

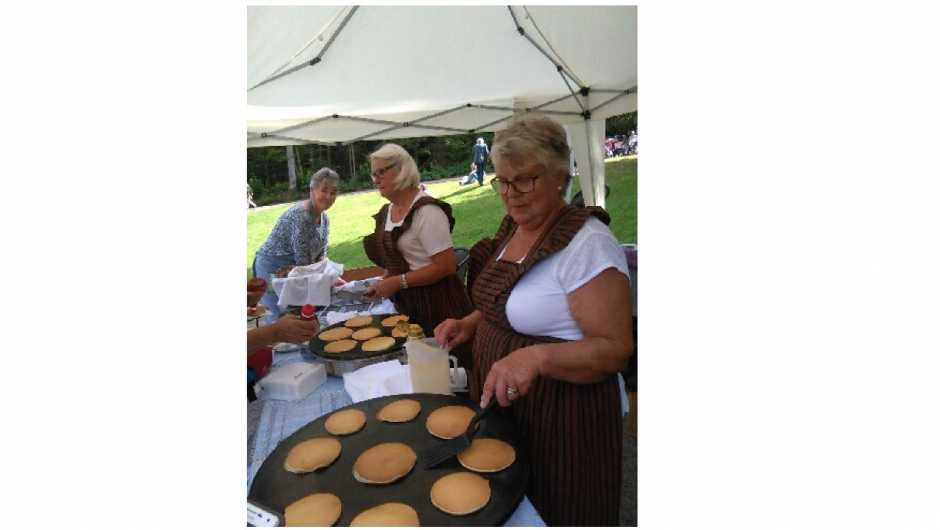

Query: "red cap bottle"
<box><xmin>301</xmin><ymin>304</ymin><xmax>316</xmax><ymax>321</ymax></box>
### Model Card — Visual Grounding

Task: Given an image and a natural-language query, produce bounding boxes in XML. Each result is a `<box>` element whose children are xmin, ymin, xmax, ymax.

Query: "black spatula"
<box><xmin>420</xmin><ymin>399</ymin><xmax>497</xmax><ymax>469</ymax></box>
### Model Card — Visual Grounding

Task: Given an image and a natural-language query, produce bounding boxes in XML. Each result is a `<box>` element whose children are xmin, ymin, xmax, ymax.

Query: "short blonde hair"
<box><xmin>492</xmin><ymin>114</ymin><xmax>570</xmax><ymax>180</ymax></box>
<box><xmin>369</xmin><ymin>143</ymin><xmax>421</xmax><ymax>191</ymax></box>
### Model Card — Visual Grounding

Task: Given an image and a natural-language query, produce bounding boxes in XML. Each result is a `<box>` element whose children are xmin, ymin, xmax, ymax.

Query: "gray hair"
<box><xmin>492</xmin><ymin>114</ymin><xmax>571</xmax><ymax>191</ymax></box>
<box><xmin>369</xmin><ymin>143</ymin><xmax>421</xmax><ymax>191</ymax></box>
<box><xmin>309</xmin><ymin>167</ymin><xmax>340</xmax><ymax>190</ymax></box>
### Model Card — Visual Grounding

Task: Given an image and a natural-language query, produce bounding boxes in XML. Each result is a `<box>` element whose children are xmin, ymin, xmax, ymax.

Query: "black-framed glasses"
<box><xmin>371</xmin><ymin>163</ymin><xmax>398</xmax><ymax>180</ymax></box>
<box><xmin>490</xmin><ymin>170</ymin><xmax>546</xmax><ymax>195</ymax></box>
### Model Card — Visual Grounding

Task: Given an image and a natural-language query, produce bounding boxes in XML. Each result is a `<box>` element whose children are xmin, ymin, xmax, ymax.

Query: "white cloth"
<box><xmin>505</xmin><ymin>217</ymin><xmax>629</xmax><ymax>339</ymax></box>
<box><xmin>384</xmin><ymin>191</ymin><xmax>453</xmax><ymax>270</ymax></box>
<box><xmin>272</xmin><ymin>261</ymin><xmax>345</xmax><ymax>308</ymax></box>
<box><xmin>342</xmin><ymin>360</ymin><xmax>412</xmax><ymax>403</ymax></box>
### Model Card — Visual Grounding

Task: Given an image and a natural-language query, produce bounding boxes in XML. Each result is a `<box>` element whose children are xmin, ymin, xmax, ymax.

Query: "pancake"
<box><xmin>284</xmin><ymin>493</ymin><xmax>342</xmax><ymax>527</ymax></box>
<box><xmin>362</xmin><ymin>336</ymin><xmax>396</xmax><ymax>352</ymax></box>
<box><xmin>377</xmin><ymin>399</ymin><xmax>421</xmax><ymax>423</ymax></box>
<box><xmin>344</xmin><ymin>315</ymin><xmax>373</xmax><ymax>328</ymax></box>
<box><xmin>353</xmin><ymin>442</ymin><xmax>417</xmax><ymax>484</ymax></box>
<box><xmin>457</xmin><ymin>438</ymin><xmax>516</xmax><ymax>473</ymax></box>
<box><xmin>430</xmin><ymin>472</ymin><xmax>491</xmax><ymax>515</ymax></box>
<box><xmin>283</xmin><ymin>438</ymin><xmax>342</xmax><ymax>474</ymax></box>
<box><xmin>325</xmin><ymin>408</ymin><xmax>367</xmax><ymax>435</ymax></box>
<box><xmin>350</xmin><ymin>503</ymin><xmax>420</xmax><ymax>527</ymax></box>
<box><xmin>324</xmin><ymin>339</ymin><xmax>357</xmax><ymax>354</ymax></box>
<box><xmin>426</xmin><ymin>405</ymin><xmax>477</xmax><ymax>439</ymax></box>
<box><xmin>351</xmin><ymin>327</ymin><xmax>382</xmax><ymax>341</ymax></box>
<box><xmin>391</xmin><ymin>321</ymin><xmax>419</xmax><ymax>338</ymax></box>
<box><xmin>318</xmin><ymin>327</ymin><xmax>353</xmax><ymax>341</ymax></box>
<box><xmin>380</xmin><ymin>314</ymin><xmax>410</xmax><ymax>327</ymax></box>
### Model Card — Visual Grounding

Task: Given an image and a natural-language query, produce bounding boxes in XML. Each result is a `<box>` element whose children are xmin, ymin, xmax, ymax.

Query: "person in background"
<box><xmin>471</xmin><ymin>137</ymin><xmax>489</xmax><ymax>186</ymax></box>
<box><xmin>459</xmin><ymin>163</ymin><xmax>478</xmax><ymax>186</ymax></box>
<box><xmin>362</xmin><ymin>143</ymin><xmax>475</xmax><ymax>369</ymax></box>
<box><xmin>435</xmin><ymin>114</ymin><xmax>633</xmax><ymax>526</ymax></box>
<box><xmin>251</xmin><ymin>168</ymin><xmax>340</xmax><ymax>323</ymax></box>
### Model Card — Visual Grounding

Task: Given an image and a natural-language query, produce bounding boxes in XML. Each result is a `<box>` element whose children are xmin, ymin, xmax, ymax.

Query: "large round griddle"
<box><xmin>248</xmin><ymin>393</ymin><xmax>530</xmax><ymax>526</ymax></box>
<box><xmin>308</xmin><ymin>315</ymin><xmax>416</xmax><ymax>362</ymax></box>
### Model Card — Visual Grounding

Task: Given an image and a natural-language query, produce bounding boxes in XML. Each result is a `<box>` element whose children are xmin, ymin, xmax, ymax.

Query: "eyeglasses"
<box><xmin>490</xmin><ymin>170</ymin><xmax>546</xmax><ymax>195</ymax></box>
<box><xmin>371</xmin><ymin>163</ymin><xmax>397</xmax><ymax>180</ymax></box>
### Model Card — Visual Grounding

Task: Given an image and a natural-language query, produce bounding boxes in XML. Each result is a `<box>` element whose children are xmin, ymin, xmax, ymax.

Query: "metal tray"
<box><xmin>247</xmin><ymin>393</ymin><xmax>530</xmax><ymax>527</ymax></box>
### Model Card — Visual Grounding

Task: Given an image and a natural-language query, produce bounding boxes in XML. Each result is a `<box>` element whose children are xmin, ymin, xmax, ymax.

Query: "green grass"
<box><xmin>247</xmin><ymin>156</ymin><xmax>637</xmax><ymax>271</ymax></box>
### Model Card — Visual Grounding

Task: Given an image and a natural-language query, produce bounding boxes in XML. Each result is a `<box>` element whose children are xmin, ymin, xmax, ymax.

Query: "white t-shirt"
<box><xmin>385</xmin><ymin>191</ymin><xmax>454</xmax><ymax>270</ymax></box>
<box><xmin>504</xmin><ymin>216</ymin><xmax>630</xmax><ymax>340</ymax></box>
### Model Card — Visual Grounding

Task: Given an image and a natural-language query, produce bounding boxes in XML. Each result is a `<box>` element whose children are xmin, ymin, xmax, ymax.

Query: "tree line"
<box><xmin>247</xmin><ymin>112</ymin><xmax>636</xmax><ymax>206</ymax></box>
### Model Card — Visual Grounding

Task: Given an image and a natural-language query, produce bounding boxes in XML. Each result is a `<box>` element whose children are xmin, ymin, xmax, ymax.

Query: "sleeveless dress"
<box><xmin>467</xmin><ymin>205</ymin><xmax>623</xmax><ymax>526</ymax></box>
<box><xmin>362</xmin><ymin>196</ymin><xmax>475</xmax><ymax>369</ymax></box>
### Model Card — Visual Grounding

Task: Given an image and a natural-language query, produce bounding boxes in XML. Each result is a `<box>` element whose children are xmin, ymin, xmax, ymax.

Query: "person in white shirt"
<box><xmin>433</xmin><ymin>114</ymin><xmax>633</xmax><ymax>526</ymax></box>
<box><xmin>362</xmin><ymin>143</ymin><xmax>475</xmax><ymax>368</ymax></box>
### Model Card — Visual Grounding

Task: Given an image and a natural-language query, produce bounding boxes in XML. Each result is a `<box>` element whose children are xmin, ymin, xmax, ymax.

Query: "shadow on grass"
<box><xmin>435</xmin><ymin>184</ymin><xmax>484</xmax><ymax>202</ymax></box>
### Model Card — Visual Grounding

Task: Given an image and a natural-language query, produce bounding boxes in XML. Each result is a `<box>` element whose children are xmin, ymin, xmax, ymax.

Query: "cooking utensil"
<box><xmin>420</xmin><ymin>399</ymin><xmax>497</xmax><ymax>469</ymax></box>
<box><xmin>247</xmin><ymin>394</ymin><xmax>528</xmax><ymax>527</ymax></box>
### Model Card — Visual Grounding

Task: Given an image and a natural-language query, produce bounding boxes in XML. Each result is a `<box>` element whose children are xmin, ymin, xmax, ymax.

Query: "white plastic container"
<box><xmin>405</xmin><ymin>338</ymin><xmax>457</xmax><ymax>395</ymax></box>
<box><xmin>254</xmin><ymin>362</ymin><xmax>327</xmax><ymax>401</ymax></box>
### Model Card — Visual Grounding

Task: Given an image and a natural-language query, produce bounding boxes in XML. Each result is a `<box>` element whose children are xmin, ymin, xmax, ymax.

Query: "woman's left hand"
<box><xmin>480</xmin><ymin>346</ymin><xmax>543</xmax><ymax>408</ymax></box>
<box><xmin>364</xmin><ymin>275</ymin><xmax>401</xmax><ymax>300</ymax></box>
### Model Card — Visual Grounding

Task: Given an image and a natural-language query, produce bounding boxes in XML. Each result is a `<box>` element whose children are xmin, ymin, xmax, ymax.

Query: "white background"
<box><xmin>2</xmin><ymin>1</ymin><xmax>939</xmax><ymax>528</ymax></box>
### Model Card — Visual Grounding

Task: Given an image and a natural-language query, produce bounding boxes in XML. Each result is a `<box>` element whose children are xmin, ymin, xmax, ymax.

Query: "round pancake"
<box><xmin>353</xmin><ymin>442</ymin><xmax>417</xmax><ymax>484</ymax></box>
<box><xmin>325</xmin><ymin>408</ymin><xmax>367</xmax><ymax>435</ymax></box>
<box><xmin>362</xmin><ymin>336</ymin><xmax>396</xmax><ymax>352</ymax></box>
<box><xmin>377</xmin><ymin>399</ymin><xmax>421</xmax><ymax>423</ymax></box>
<box><xmin>284</xmin><ymin>493</ymin><xmax>342</xmax><ymax>527</ymax></box>
<box><xmin>351</xmin><ymin>327</ymin><xmax>382</xmax><ymax>341</ymax></box>
<box><xmin>350</xmin><ymin>503</ymin><xmax>419</xmax><ymax>527</ymax></box>
<box><xmin>426</xmin><ymin>405</ymin><xmax>477</xmax><ymax>439</ymax></box>
<box><xmin>430</xmin><ymin>472</ymin><xmax>491</xmax><ymax>515</ymax></box>
<box><xmin>324</xmin><ymin>339</ymin><xmax>357</xmax><ymax>354</ymax></box>
<box><xmin>381</xmin><ymin>314</ymin><xmax>409</xmax><ymax>327</ymax></box>
<box><xmin>318</xmin><ymin>327</ymin><xmax>353</xmax><ymax>341</ymax></box>
<box><xmin>283</xmin><ymin>438</ymin><xmax>342</xmax><ymax>474</ymax></box>
<box><xmin>344</xmin><ymin>315</ymin><xmax>373</xmax><ymax>328</ymax></box>
<box><xmin>457</xmin><ymin>438</ymin><xmax>516</xmax><ymax>473</ymax></box>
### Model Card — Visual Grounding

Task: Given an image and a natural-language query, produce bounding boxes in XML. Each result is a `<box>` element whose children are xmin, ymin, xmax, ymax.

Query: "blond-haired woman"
<box><xmin>362</xmin><ymin>143</ymin><xmax>475</xmax><ymax>368</ymax></box>
<box><xmin>434</xmin><ymin>115</ymin><xmax>634</xmax><ymax>526</ymax></box>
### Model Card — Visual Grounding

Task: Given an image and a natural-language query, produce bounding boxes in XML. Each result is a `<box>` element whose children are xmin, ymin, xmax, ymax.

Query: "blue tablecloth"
<box><xmin>248</xmin><ymin>351</ymin><xmax>545</xmax><ymax>526</ymax></box>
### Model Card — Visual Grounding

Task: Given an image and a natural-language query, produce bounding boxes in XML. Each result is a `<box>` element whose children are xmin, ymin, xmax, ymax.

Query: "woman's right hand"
<box><xmin>434</xmin><ymin>318</ymin><xmax>474</xmax><ymax>350</ymax></box>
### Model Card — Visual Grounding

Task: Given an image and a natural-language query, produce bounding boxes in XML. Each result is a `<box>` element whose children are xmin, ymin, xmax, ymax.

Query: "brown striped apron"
<box><xmin>468</xmin><ymin>205</ymin><xmax>622</xmax><ymax>526</ymax></box>
<box><xmin>362</xmin><ymin>196</ymin><xmax>475</xmax><ymax>369</ymax></box>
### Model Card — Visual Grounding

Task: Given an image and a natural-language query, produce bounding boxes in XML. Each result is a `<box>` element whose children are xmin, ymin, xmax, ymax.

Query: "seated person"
<box><xmin>459</xmin><ymin>163</ymin><xmax>478</xmax><ymax>185</ymax></box>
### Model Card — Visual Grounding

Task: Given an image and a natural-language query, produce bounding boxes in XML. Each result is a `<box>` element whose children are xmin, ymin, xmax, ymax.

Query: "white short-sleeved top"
<box><xmin>503</xmin><ymin>216</ymin><xmax>630</xmax><ymax>340</ymax></box>
<box><xmin>385</xmin><ymin>191</ymin><xmax>454</xmax><ymax>270</ymax></box>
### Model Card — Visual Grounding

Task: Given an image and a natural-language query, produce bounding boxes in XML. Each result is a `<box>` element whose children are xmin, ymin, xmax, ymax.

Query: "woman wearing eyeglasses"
<box><xmin>362</xmin><ymin>143</ymin><xmax>475</xmax><ymax>369</ymax></box>
<box><xmin>433</xmin><ymin>115</ymin><xmax>633</xmax><ymax>526</ymax></box>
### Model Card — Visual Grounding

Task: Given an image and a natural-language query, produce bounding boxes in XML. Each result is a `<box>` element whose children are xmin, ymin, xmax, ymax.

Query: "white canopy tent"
<box><xmin>247</xmin><ymin>6</ymin><xmax>637</xmax><ymax>208</ymax></box>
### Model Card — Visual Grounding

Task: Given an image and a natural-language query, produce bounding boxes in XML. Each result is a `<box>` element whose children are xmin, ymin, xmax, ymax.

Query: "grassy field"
<box><xmin>247</xmin><ymin>156</ymin><xmax>637</xmax><ymax>271</ymax></box>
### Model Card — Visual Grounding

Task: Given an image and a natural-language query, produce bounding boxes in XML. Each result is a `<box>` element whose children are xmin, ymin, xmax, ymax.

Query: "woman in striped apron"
<box><xmin>435</xmin><ymin>115</ymin><xmax>634</xmax><ymax>526</ymax></box>
<box><xmin>362</xmin><ymin>143</ymin><xmax>475</xmax><ymax>369</ymax></box>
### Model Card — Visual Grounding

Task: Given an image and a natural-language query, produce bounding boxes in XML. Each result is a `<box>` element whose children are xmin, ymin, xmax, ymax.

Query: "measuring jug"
<box><xmin>405</xmin><ymin>338</ymin><xmax>458</xmax><ymax>395</ymax></box>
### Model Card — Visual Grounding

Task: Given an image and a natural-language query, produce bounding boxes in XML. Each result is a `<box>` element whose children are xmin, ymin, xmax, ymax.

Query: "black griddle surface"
<box><xmin>308</xmin><ymin>315</ymin><xmax>411</xmax><ymax>362</ymax></box>
<box><xmin>248</xmin><ymin>393</ymin><xmax>530</xmax><ymax>526</ymax></box>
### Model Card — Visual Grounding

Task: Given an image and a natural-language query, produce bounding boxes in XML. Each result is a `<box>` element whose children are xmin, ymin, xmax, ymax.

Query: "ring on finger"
<box><xmin>507</xmin><ymin>387</ymin><xmax>519</xmax><ymax>396</ymax></box>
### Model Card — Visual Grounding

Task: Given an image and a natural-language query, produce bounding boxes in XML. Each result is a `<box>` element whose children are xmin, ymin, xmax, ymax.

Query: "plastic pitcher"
<box><xmin>405</xmin><ymin>338</ymin><xmax>458</xmax><ymax>395</ymax></box>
